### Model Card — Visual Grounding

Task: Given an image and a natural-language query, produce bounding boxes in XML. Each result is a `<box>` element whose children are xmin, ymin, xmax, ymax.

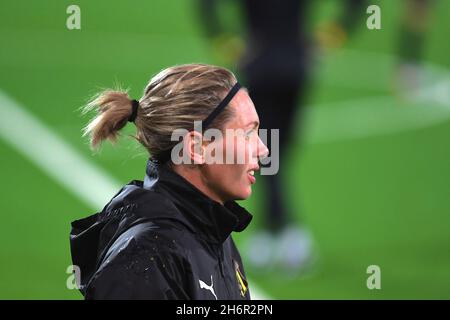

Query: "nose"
<box><xmin>257</xmin><ymin>135</ymin><xmax>269</xmax><ymax>160</ymax></box>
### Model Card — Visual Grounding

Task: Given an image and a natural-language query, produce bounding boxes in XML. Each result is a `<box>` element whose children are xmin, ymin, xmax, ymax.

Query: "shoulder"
<box><xmin>106</xmin><ymin>184</ymin><xmax>195</xmax><ymax>232</ymax></box>
<box><xmin>85</xmin><ymin>220</ymin><xmax>192</xmax><ymax>299</ymax></box>
<box><xmin>102</xmin><ymin>219</ymin><xmax>189</xmax><ymax>270</ymax></box>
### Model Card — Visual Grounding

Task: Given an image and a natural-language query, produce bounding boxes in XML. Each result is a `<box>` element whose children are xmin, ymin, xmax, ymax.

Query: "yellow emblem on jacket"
<box><xmin>234</xmin><ymin>260</ymin><xmax>248</xmax><ymax>297</ymax></box>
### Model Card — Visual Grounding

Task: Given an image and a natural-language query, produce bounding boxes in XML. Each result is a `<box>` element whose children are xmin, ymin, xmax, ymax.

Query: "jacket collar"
<box><xmin>143</xmin><ymin>158</ymin><xmax>252</xmax><ymax>244</ymax></box>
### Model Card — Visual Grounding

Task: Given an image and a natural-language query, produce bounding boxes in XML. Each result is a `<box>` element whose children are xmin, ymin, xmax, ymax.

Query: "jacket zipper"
<box><xmin>216</xmin><ymin>245</ymin><xmax>231</xmax><ymax>298</ymax></box>
<box><xmin>217</xmin><ymin>249</ymin><xmax>224</xmax><ymax>277</ymax></box>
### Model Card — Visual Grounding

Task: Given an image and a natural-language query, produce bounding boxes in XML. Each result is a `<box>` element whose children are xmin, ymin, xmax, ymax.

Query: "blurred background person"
<box><xmin>394</xmin><ymin>0</ymin><xmax>435</xmax><ymax>97</ymax></box>
<box><xmin>197</xmin><ymin>0</ymin><xmax>366</xmax><ymax>273</ymax></box>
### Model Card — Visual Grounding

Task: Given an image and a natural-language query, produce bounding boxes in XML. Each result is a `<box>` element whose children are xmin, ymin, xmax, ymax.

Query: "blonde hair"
<box><xmin>82</xmin><ymin>64</ymin><xmax>238</xmax><ymax>160</ymax></box>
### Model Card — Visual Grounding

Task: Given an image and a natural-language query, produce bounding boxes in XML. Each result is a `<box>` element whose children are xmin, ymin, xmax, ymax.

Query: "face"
<box><xmin>200</xmin><ymin>89</ymin><xmax>269</xmax><ymax>203</ymax></box>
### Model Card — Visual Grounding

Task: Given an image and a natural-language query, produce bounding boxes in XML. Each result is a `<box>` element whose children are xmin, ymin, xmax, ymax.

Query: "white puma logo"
<box><xmin>198</xmin><ymin>275</ymin><xmax>217</xmax><ymax>300</ymax></box>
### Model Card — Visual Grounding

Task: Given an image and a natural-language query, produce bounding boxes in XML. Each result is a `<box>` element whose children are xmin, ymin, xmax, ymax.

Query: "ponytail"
<box><xmin>82</xmin><ymin>90</ymin><xmax>138</xmax><ymax>150</ymax></box>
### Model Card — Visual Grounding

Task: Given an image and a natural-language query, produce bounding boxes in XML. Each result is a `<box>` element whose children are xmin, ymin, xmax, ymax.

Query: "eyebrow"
<box><xmin>245</xmin><ymin>121</ymin><xmax>259</xmax><ymax>129</ymax></box>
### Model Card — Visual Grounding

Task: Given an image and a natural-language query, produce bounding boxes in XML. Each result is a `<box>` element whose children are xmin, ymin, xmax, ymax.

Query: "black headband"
<box><xmin>128</xmin><ymin>99</ymin><xmax>139</xmax><ymax>123</ymax></box>
<box><xmin>201</xmin><ymin>82</ymin><xmax>241</xmax><ymax>130</ymax></box>
<box><xmin>153</xmin><ymin>82</ymin><xmax>241</xmax><ymax>164</ymax></box>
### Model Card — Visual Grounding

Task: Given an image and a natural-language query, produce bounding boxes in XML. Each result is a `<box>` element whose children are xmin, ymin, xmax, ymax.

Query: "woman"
<box><xmin>70</xmin><ymin>64</ymin><xmax>269</xmax><ymax>299</ymax></box>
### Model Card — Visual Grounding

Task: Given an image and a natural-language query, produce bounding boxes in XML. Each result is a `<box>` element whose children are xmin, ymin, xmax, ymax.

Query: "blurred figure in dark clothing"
<box><xmin>197</xmin><ymin>0</ymin><xmax>366</xmax><ymax>273</ymax></box>
<box><xmin>237</xmin><ymin>0</ymin><xmax>313</xmax><ymax>272</ymax></box>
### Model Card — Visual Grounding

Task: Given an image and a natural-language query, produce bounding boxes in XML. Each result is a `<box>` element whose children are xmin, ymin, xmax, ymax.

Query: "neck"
<box><xmin>171</xmin><ymin>164</ymin><xmax>225</xmax><ymax>205</ymax></box>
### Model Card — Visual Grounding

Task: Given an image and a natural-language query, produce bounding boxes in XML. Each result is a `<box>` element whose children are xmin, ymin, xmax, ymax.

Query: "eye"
<box><xmin>245</xmin><ymin>129</ymin><xmax>255</xmax><ymax>140</ymax></box>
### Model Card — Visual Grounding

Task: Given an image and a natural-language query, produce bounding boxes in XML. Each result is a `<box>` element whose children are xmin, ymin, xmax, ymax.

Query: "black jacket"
<box><xmin>70</xmin><ymin>159</ymin><xmax>253</xmax><ymax>300</ymax></box>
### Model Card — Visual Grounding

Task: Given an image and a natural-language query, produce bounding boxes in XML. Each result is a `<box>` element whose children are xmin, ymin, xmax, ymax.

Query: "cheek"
<box><xmin>206</xmin><ymin>164</ymin><xmax>234</xmax><ymax>188</ymax></box>
<box><xmin>231</xmin><ymin>135</ymin><xmax>251</xmax><ymax>164</ymax></box>
<box><xmin>226</xmin><ymin>164</ymin><xmax>252</xmax><ymax>196</ymax></box>
<box><xmin>222</xmin><ymin>131</ymin><xmax>252</xmax><ymax>165</ymax></box>
<box><xmin>205</xmin><ymin>136</ymin><xmax>253</xmax><ymax>200</ymax></box>
<box><xmin>215</xmin><ymin>164</ymin><xmax>246</xmax><ymax>185</ymax></box>
<box><xmin>208</xmin><ymin>164</ymin><xmax>250</xmax><ymax>198</ymax></box>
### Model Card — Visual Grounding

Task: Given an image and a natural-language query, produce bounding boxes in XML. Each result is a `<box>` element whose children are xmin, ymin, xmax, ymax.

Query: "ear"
<box><xmin>183</xmin><ymin>131</ymin><xmax>205</xmax><ymax>165</ymax></box>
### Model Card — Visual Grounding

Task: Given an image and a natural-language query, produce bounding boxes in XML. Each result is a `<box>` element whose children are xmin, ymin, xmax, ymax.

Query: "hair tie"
<box><xmin>128</xmin><ymin>99</ymin><xmax>139</xmax><ymax>123</ymax></box>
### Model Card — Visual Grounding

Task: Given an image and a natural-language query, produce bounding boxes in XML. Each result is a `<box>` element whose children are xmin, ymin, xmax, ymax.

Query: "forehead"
<box><xmin>227</xmin><ymin>89</ymin><xmax>259</xmax><ymax>128</ymax></box>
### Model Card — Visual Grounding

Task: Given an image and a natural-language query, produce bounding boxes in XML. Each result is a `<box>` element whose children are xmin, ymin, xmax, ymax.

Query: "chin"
<box><xmin>234</xmin><ymin>187</ymin><xmax>252</xmax><ymax>200</ymax></box>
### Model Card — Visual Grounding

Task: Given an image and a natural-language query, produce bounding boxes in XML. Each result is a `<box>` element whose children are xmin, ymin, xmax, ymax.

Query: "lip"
<box><xmin>247</xmin><ymin>172</ymin><xmax>256</xmax><ymax>184</ymax></box>
<box><xmin>247</xmin><ymin>165</ymin><xmax>259</xmax><ymax>185</ymax></box>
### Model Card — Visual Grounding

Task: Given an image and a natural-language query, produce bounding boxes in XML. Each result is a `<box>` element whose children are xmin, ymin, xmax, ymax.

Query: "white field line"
<box><xmin>301</xmin><ymin>62</ymin><xmax>450</xmax><ymax>145</ymax></box>
<box><xmin>304</xmin><ymin>80</ymin><xmax>450</xmax><ymax>145</ymax></box>
<box><xmin>0</xmin><ymin>92</ymin><xmax>121</xmax><ymax>209</ymax></box>
<box><xmin>0</xmin><ymin>90</ymin><xmax>271</xmax><ymax>300</ymax></box>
